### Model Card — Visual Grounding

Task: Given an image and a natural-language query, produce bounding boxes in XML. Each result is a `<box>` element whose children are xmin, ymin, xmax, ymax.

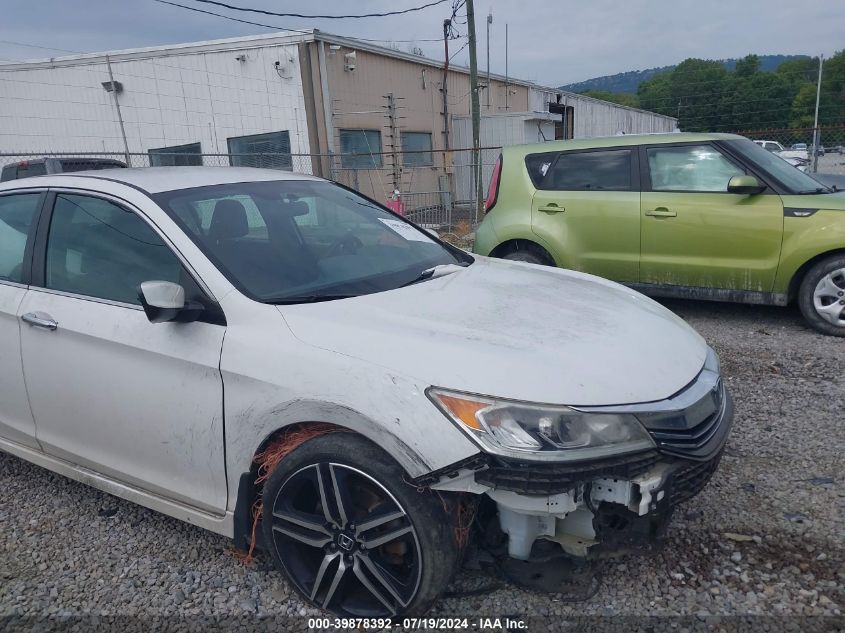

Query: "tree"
<box><xmin>734</xmin><ymin>54</ymin><xmax>761</xmax><ymax>78</ymax></box>
<box><xmin>581</xmin><ymin>90</ymin><xmax>640</xmax><ymax>108</ymax></box>
<box><xmin>637</xmin><ymin>72</ymin><xmax>674</xmax><ymax>117</ymax></box>
<box><xmin>670</xmin><ymin>59</ymin><xmax>729</xmax><ymax>131</ymax></box>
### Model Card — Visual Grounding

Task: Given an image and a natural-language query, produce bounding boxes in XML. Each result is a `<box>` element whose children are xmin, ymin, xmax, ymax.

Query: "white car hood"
<box><xmin>278</xmin><ymin>257</ymin><xmax>708</xmax><ymax>406</ymax></box>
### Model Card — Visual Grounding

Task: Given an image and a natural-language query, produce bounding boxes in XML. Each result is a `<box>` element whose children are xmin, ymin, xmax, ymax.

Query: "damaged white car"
<box><xmin>0</xmin><ymin>168</ymin><xmax>732</xmax><ymax>617</ymax></box>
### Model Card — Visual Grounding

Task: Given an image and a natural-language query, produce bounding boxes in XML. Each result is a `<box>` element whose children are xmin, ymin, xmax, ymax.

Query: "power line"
<box><xmin>0</xmin><ymin>40</ymin><xmax>81</xmax><ymax>55</ymax></box>
<box><xmin>152</xmin><ymin>0</ymin><xmax>310</xmax><ymax>33</ymax></box>
<box><xmin>152</xmin><ymin>0</ymin><xmax>448</xmax><ymax>43</ymax></box>
<box><xmin>185</xmin><ymin>0</ymin><xmax>450</xmax><ymax>19</ymax></box>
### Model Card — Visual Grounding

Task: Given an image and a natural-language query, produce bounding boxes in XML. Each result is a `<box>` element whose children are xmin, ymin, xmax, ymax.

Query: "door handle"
<box><xmin>645</xmin><ymin>207</ymin><xmax>677</xmax><ymax>218</ymax></box>
<box><xmin>21</xmin><ymin>312</ymin><xmax>58</xmax><ymax>331</ymax></box>
<box><xmin>539</xmin><ymin>203</ymin><xmax>565</xmax><ymax>214</ymax></box>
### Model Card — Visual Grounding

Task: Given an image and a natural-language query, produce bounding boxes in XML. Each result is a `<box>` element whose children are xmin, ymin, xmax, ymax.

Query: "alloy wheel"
<box><xmin>812</xmin><ymin>267</ymin><xmax>845</xmax><ymax>327</ymax></box>
<box><xmin>267</xmin><ymin>462</ymin><xmax>422</xmax><ymax>616</ymax></box>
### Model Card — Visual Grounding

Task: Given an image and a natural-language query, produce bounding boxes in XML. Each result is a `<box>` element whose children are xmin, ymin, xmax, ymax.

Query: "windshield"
<box><xmin>154</xmin><ymin>180</ymin><xmax>470</xmax><ymax>303</ymax></box>
<box><xmin>725</xmin><ymin>139</ymin><xmax>831</xmax><ymax>194</ymax></box>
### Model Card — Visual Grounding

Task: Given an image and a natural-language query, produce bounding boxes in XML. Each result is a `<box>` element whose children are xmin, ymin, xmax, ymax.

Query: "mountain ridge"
<box><xmin>560</xmin><ymin>55</ymin><xmax>810</xmax><ymax>94</ymax></box>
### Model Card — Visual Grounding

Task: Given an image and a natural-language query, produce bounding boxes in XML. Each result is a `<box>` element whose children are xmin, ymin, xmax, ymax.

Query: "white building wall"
<box><xmin>529</xmin><ymin>87</ymin><xmax>678</xmax><ymax>138</ymax></box>
<box><xmin>453</xmin><ymin>113</ymin><xmax>556</xmax><ymax>202</ymax></box>
<box><xmin>0</xmin><ymin>43</ymin><xmax>312</xmax><ymax>160</ymax></box>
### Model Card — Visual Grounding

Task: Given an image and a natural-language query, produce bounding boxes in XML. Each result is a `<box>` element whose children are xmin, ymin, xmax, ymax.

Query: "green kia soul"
<box><xmin>474</xmin><ymin>133</ymin><xmax>845</xmax><ymax>336</ymax></box>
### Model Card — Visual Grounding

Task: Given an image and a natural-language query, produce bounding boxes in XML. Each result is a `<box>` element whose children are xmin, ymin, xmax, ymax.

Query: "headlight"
<box><xmin>428</xmin><ymin>388</ymin><xmax>655</xmax><ymax>461</ymax></box>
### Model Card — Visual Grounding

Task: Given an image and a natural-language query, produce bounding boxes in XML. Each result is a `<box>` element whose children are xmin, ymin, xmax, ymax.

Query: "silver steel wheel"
<box><xmin>268</xmin><ymin>462</ymin><xmax>422</xmax><ymax>617</ymax></box>
<box><xmin>812</xmin><ymin>267</ymin><xmax>845</xmax><ymax>327</ymax></box>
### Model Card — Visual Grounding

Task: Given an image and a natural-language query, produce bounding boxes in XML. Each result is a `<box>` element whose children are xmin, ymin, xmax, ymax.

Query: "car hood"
<box><xmin>781</xmin><ymin>190</ymin><xmax>845</xmax><ymax>211</ymax></box>
<box><xmin>278</xmin><ymin>257</ymin><xmax>708</xmax><ymax>406</ymax></box>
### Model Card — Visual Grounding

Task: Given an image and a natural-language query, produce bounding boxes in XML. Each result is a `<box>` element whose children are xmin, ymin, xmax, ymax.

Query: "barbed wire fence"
<box><xmin>0</xmin><ymin>146</ymin><xmax>502</xmax><ymax>234</ymax></box>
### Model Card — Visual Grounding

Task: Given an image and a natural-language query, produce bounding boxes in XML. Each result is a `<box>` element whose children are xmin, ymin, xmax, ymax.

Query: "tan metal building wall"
<box><xmin>300</xmin><ymin>38</ymin><xmax>530</xmax><ymax>201</ymax></box>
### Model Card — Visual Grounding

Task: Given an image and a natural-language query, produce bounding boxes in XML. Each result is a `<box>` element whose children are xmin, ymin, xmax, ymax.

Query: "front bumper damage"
<box><xmin>427</xmin><ymin>372</ymin><xmax>734</xmax><ymax>561</ymax></box>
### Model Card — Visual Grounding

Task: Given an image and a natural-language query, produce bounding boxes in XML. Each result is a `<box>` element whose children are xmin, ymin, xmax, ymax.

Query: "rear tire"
<box><xmin>797</xmin><ymin>254</ymin><xmax>845</xmax><ymax>336</ymax></box>
<box><xmin>261</xmin><ymin>433</ymin><xmax>460</xmax><ymax>618</ymax></box>
<box><xmin>500</xmin><ymin>243</ymin><xmax>554</xmax><ymax>266</ymax></box>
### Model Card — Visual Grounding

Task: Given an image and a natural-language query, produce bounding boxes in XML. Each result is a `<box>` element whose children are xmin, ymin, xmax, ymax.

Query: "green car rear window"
<box><xmin>524</xmin><ymin>152</ymin><xmax>558</xmax><ymax>188</ymax></box>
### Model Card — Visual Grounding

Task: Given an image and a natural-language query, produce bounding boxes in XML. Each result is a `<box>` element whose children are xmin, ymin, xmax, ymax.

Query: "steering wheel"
<box><xmin>326</xmin><ymin>231</ymin><xmax>364</xmax><ymax>257</ymax></box>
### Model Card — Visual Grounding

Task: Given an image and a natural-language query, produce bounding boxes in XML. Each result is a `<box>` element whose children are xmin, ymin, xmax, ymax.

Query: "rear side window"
<box><xmin>58</xmin><ymin>160</ymin><xmax>125</xmax><ymax>172</ymax></box>
<box><xmin>524</xmin><ymin>152</ymin><xmax>558</xmax><ymax>187</ymax></box>
<box><xmin>0</xmin><ymin>194</ymin><xmax>41</xmax><ymax>282</ymax></box>
<box><xmin>15</xmin><ymin>162</ymin><xmax>47</xmax><ymax>179</ymax></box>
<box><xmin>539</xmin><ymin>150</ymin><xmax>633</xmax><ymax>191</ymax></box>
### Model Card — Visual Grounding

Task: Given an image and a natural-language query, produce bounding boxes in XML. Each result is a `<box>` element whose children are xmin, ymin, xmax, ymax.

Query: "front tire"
<box><xmin>261</xmin><ymin>433</ymin><xmax>460</xmax><ymax>618</ymax></box>
<box><xmin>797</xmin><ymin>254</ymin><xmax>845</xmax><ymax>336</ymax></box>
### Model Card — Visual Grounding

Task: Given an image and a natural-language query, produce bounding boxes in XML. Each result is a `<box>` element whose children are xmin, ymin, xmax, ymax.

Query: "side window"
<box><xmin>542</xmin><ymin>150</ymin><xmax>632</xmax><ymax>191</ymax></box>
<box><xmin>15</xmin><ymin>162</ymin><xmax>47</xmax><ymax>179</ymax></box>
<box><xmin>525</xmin><ymin>152</ymin><xmax>558</xmax><ymax>187</ymax></box>
<box><xmin>0</xmin><ymin>194</ymin><xmax>41</xmax><ymax>283</ymax></box>
<box><xmin>46</xmin><ymin>194</ymin><xmax>182</xmax><ymax>305</ymax></box>
<box><xmin>647</xmin><ymin>145</ymin><xmax>744</xmax><ymax>192</ymax></box>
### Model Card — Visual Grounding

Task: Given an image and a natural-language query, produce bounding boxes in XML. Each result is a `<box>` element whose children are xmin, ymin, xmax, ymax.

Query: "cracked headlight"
<box><xmin>428</xmin><ymin>388</ymin><xmax>655</xmax><ymax>461</ymax></box>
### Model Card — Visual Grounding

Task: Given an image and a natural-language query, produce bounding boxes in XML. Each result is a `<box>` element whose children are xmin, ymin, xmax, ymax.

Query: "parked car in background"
<box><xmin>474</xmin><ymin>133</ymin><xmax>845</xmax><ymax>336</ymax></box>
<box><xmin>753</xmin><ymin>140</ymin><xmax>785</xmax><ymax>152</ymax></box>
<box><xmin>779</xmin><ymin>144</ymin><xmax>810</xmax><ymax>162</ymax></box>
<box><xmin>0</xmin><ymin>157</ymin><xmax>126</xmax><ymax>182</ymax></box>
<box><xmin>0</xmin><ymin>167</ymin><xmax>732</xmax><ymax>617</ymax></box>
<box><xmin>780</xmin><ymin>154</ymin><xmax>810</xmax><ymax>172</ymax></box>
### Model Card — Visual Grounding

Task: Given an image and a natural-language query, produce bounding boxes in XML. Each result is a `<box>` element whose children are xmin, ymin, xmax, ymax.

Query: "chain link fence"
<box><xmin>732</xmin><ymin>125</ymin><xmax>845</xmax><ymax>176</ymax></box>
<box><xmin>0</xmin><ymin>147</ymin><xmax>502</xmax><ymax>234</ymax></box>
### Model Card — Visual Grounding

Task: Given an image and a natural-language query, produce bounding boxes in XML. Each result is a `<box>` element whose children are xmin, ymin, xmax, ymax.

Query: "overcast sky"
<box><xmin>0</xmin><ymin>0</ymin><xmax>842</xmax><ymax>86</ymax></box>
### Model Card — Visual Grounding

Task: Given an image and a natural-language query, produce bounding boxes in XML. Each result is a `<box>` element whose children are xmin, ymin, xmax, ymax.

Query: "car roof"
<box><xmin>502</xmin><ymin>132</ymin><xmax>746</xmax><ymax>157</ymax></box>
<box><xmin>0</xmin><ymin>166</ymin><xmax>323</xmax><ymax>194</ymax></box>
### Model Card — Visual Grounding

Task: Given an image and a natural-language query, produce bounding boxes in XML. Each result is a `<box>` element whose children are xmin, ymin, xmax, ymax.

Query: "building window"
<box><xmin>227</xmin><ymin>131</ymin><xmax>292</xmax><ymax>171</ymax></box>
<box><xmin>148</xmin><ymin>142</ymin><xmax>203</xmax><ymax>167</ymax></box>
<box><xmin>401</xmin><ymin>132</ymin><xmax>433</xmax><ymax>167</ymax></box>
<box><xmin>339</xmin><ymin>129</ymin><xmax>383</xmax><ymax>169</ymax></box>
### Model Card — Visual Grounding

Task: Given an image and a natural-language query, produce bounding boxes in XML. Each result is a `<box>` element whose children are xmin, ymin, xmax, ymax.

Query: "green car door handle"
<box><xmin>645</xmin><ymin>207</ymin><xmax>677</xmax><ymax>218</ymax></box>
<box><xmin>539</xmin><ymin>203</ymin><xmax>565</xmax><ymax>214</ymax></box>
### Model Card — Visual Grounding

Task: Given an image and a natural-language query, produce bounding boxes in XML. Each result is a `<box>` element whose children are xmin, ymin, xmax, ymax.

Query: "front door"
<box><xmin>19</xmin><ymin>192</ymin><xmax>227</xmax><ymax>512</ymax></box>
<box><xmin>0</xmin><ymin>191</ymin><xmax>44</xmax><ymax>448</ymax></box>
<box><xmin>639</xmin><ymin>143</ymin><xmax>784</xmax><ymax>291</ymax></box>
<box><xmin>530</xmin><ymin>147</ymin><xmax>640</xmax><ymax>282</ymax></box>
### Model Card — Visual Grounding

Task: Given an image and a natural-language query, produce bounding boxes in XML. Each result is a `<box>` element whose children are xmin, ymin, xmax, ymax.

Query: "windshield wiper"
<box><xmin>400</xmin><ymin>263</ymin><xmax>468</xmax><ymax>288</ymax></box>
<box><xmin>268</xmin><ymin>293</ymin><xmax>359</xmax><ymax>305</ymax></box>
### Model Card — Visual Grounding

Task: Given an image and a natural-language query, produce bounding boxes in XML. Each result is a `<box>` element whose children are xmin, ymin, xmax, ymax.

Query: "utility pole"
<box><xmin>441</xmin><ymin>19</ymin><xmax>451</xmax><ymax>151</ymax></box>
<box><xmin>466</xmin><ymin>0</ymin><xmax>483</xmax><ymax>220</ymax></box>
<box><xmin>504</xmin><ymin>24</ymin><xmax>509</xmax><ymax>111</ymax></box>
<box><xmin>386</xmin><ymin>93</ymin><xmax>402</xmax><ymax>191</ymax></box>
<box><xmin>486</xmin><ymin>11</ymin><xmax>493</xmax><ymax>110</ymax></box>
<box><xmin>105</xmin><ymin>55</ymin><xmax>130</xmax><ymax>165</ymax></box>
<box><xmin>812</xmin><ymin>54</ymin><xmax>824</xmax><ymax>174</ymax></box>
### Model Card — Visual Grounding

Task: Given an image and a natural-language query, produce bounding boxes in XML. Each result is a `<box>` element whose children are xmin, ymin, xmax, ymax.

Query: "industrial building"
<box><xmin>0</xmin><ymin>29</ymin><xmax>677</xmax><ymax>206</ymax></box>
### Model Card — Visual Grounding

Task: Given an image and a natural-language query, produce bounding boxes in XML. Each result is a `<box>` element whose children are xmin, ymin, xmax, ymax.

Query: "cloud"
<box><xmin>0</xmin><ymin>0</ymin><xmax>842</xmax><ymax>86</ymax></box>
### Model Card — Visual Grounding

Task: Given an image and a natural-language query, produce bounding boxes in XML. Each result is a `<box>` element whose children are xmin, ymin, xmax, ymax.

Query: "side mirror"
<box><xmin>138</xmin><ymin>280</ymin><xmax>203</xmax><ymax>323</ymax></box>
<box><xmin>727</xmin><ymin>175</ymin><xmax>766</xmax><ymax>195</ymax></box>
<box><xmin>424</xmin><ymin>228</ymin><xmax>440</xmax><ymax>239</ymax></box>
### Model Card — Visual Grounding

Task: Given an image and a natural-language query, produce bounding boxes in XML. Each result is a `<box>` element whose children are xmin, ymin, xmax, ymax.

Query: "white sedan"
<box><xmin>0</xmin><ymin>168</ymin><xmax>732</xmax><ymax>617</ymax></box>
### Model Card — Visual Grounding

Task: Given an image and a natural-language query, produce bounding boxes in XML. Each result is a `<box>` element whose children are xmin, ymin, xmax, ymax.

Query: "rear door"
<box><xmin>0</xmin><ymin>190</ymin><xmax>44</xmax><ymax>448</ymax></box>
<box><xmin>639</xmin><ymin>143</ymin><xmax>784</xmax><ymax>291</ymax></box>
<box><xmin>530</xmin><ymin>147</ymin><xmax>640</xmax><ymax>282</ymax></box>
<box><xmin>19</xmin><ymin>190</ymin><xmax>227</xmax><ymax>512</ymax></box>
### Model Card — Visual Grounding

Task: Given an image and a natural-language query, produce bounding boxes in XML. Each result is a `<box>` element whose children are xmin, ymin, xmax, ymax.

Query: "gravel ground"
<box><xmin>1</xmin><ymin>299</ymin><xmax>843</xmax><ymax>629</ymax></box>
